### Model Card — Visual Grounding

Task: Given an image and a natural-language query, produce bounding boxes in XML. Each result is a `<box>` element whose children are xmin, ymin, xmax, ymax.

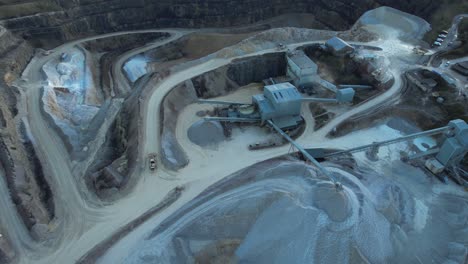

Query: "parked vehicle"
<box><xmin>277</xmin><ymin>43</ymin><xmax>286</xmax><ymax>50</ymax></box>
<box><xmin>438</xmin><ymin>34</ymin><xmax>447</xmax><ymax>38</ymax></box>
<box><xmin>148</xmin><ymin>153</ymin><xmax>157</xmax><ymax>171</ymax></box>
<box><xmin>433</xmin><ymin>41</ymin><xmax>442</xmax><ymax>47</ymax></box>
<box><xmin>436</xmin><ymin>38</ymin><xmax>444</xmax><ymax>42</ymax></box>
<box><xmin>441</xmin><ymin>30</ymin><xmax>449</xmax><ymax>34</ymax></box>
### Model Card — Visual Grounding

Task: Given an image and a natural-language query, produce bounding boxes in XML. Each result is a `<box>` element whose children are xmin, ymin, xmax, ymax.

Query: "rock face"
<box><xmin>0</xmin><ymin>25</ymin><xmax>54</xmax><ymax>257</ymax></box>
<box><xmin>0</xmin><ymin>0</ymin><xmax>445</xmax><ymax>48</ymax></box>
<box><xmin>161</xmin><ymin>80</ymin><xmax>197</xmax><ymax>171</ymax></box>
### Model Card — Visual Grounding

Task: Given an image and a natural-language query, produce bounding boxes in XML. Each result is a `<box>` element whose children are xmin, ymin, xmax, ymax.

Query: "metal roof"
<box><xmin>457</xmin><ymin>61</ymin><xmax>468</xmax><ymax>69</ymax></box>
<box><xmin>272</xmin><ymin>115</ymin><xmax>303</xmax><ymax>129</ymax></box>
<box><xmin>252</xmin><ymin>94</ymin><xmax>274</xmax><ymax>114</ymax></box>
<box><xmin>420</xmin><ymin>78</ymin><xmax>437</xmax><ymax>88</ymax></box>
<box><xmin>325</xmin><ymin>37</ymin><xmax>353</xmax><ymax>52</ymax></box>
<box><xmin>287</xmin><ymin>50</ymin><xmax>318</xmax><ymax>70</ymax></box>
<box><xmin>264</xmin><ymin>82</ymin><xmax>302</xmax><ymax>104</ymax></box>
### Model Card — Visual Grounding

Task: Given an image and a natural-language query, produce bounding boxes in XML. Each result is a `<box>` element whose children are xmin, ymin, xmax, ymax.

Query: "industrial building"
<box><xmin>204</xmin><ymin>80</ymin><xmax>356</xmax><ymax>129</ymax></box>
<box><xmin>452</xmin><ymin>61</ymin><xmax>468</xmax><ymax>76</ymax></box>
<box><xmin>204</xmin><ymin>46</ymin><xmax>381</xmax><ymax>130</ymax></box>
<box><xmin>286</xmin><ymin>50</ymin><xmax>318</xmax><ymax>89</ymax></box>
<box><xmin>251</xmin><ymin>81</ymin><xmax>357</xmax><ymax>129</ymax></box>
<box><xmin>431</xmin><ymin>119</ymin><xmax>468</xmax><ymax>170</ymax></box>
<box><xmin>435</xmin><ymin>71</ymin><xmax>458</xmax><ymax>87</ymax></box>
<box><xmin>252</xmin><ymin>82</ymin><xmax>303</xmax><ymax>129</ymax></box>
<box><xmin>325</xmin><ymin>37</ymin><xmax>355</xmax><ymax>56</ymax></box>
<box><xmin>318</xmin><ymin>119</ymin><xmax>467</xmax><ymax>177</ymax></box>
<box><xmin>406</xmin><ymin>71</ymin><xmax>438</xmax><ymax>92</ymax></box>
<box><xmin>285</xmin><ymin>47</ymin><xmax>364</xmax><ymax>102</ymax></box>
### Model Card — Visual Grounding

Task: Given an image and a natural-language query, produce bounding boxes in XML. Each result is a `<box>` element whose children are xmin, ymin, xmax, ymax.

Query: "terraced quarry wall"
<box><xmin>0</xmin><ymin>26</ymin><xmax>54</xmax><ymax>254</ymax></box>
<box><xmin>0</xmin><ymin>0</ymin><xmax>444</xmax><ymax>49</ymax></box>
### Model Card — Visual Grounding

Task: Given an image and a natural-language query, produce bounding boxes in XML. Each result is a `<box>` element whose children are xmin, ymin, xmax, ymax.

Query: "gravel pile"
<box><xmin>187</xmin><ymin>120</ymin><xmax>225</xmax><ymax>147</ymax></box>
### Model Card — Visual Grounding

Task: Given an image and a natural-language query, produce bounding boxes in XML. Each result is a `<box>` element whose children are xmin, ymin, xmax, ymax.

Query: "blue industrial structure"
<box><xmin>253</xmin><ymin>82</ymin><xmax>303</xmax><ymax>129</ymax></box>
<box><xmin>286</xmin><ymin>50</ymin><xmax>318</xmax><ymax>89</ymax></box>
<box><xmin>435</xmin><ymin>119</ymin><xmax>468</xmax><ymax>167</ymax></box>
<box><xmin>203</xmin><ymin>79</ymin><xmax>357</xmax><ymax>129</ymax></box>
<box><xmin>250</xmin><ymin>81</ymin><xmax>356</xmax><ymax>129</ymax></box>
<box><xmin>320</xmin><ymin>119</ymin><xmax>468</xmax><ymax>180</ymax></box>
<box><xmin>285</xmin><ymin>49</ymin><xmax>364</xmax><ymax>104</ymax></box>
<box><xmin>325</xmin><ymin>37</ymin><xmax>355</xmax><ymax>56</ymax></box>
<box><xmin>196</xmin><ymin>44</ymin><xmax>466</xmax><ymax>186</ymax></box>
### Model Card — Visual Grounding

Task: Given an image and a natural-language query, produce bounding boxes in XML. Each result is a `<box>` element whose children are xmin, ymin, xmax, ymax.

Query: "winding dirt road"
<box><xmin>3</xmin><ymin>19</ymin><xmax>423</xmax><ymax>263</ymax></box>
<box><xmin>6</xmin><ymin>29</ymin><xmax>191</xmax><ymax>263</ymax></box>
<box><xmin>95</xmin><ymin>33</ymin><xmax>417</xmax><ymax>262</ymax></box>
<box><xmin>111</xmin><ymin>30</ymin><xmax>190</xmax><ymax>95</ymax></box>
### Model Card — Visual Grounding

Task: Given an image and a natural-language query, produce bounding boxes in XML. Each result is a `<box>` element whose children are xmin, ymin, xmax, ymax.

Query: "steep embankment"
<box><xmin>0</xmin><ymin>26</ymin><xmax>55</xmax><ymax>261</ymax></box>
<box><xmin>0</xmin><ymin>0</ymin><xmax>444</xmax><ymax>49</ymax></box>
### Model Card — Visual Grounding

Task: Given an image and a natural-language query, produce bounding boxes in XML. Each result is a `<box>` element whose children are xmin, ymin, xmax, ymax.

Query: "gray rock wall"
<box><xmin>160</xmin><ymin>80</ymin><xmax>197</xmax><ymax>170</ymax></box>
<box><xmin>84</xmin><ymin>74</ymin><xmax>153</xmax><ymax>197</ymax></box>
<box><xmin>192</xmin><ymin>52</ymin><xmax>286</xmax><ymax>99</ymax></box>
<box><xmin>0</xmin><ymin>26</ymin><xmax>54</xmax><ymax>248</ymax></box>
<box><xmin>0</xmin><ymin>0</ymin><xmax>443</xmax><ymax>49</ymax></box>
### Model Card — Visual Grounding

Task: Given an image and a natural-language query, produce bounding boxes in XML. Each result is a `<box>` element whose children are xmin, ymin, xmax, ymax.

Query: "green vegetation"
<box><xmin>423</xmin><ymin>0</ymin><xmax>468</xmax><ymax>44</ymax></box>
<box><xmin>0</xmin><ymin>1</ymin><xmax>61</xmax><ymax>19</ymax></box>
<box><xmin>443</xmin><ymin>20</ymin><xmax>468</xmax><ymax>59</ymax></box>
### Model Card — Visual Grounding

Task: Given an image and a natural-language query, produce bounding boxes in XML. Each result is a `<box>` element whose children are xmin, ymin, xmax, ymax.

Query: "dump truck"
<box><xmin>148</xmin><ymin>153</ymin><xmax>157</xmax><ymax>171</ymax></box>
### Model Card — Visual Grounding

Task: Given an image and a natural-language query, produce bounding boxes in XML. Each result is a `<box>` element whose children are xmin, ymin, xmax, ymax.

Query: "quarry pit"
<box><xmin>0</xmin><ymin>3</ymin><xmax>467</xmax><ymax>264</ymax></box>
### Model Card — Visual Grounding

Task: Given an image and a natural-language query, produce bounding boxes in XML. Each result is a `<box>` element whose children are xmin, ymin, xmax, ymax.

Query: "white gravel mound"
<box><xmin>357</xmin><ymin>6</ymin><xmax>431</xmax><ymax>39</ymax></box>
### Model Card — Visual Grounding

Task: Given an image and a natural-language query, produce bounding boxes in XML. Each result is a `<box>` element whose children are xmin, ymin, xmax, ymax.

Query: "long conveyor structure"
<box><xmin>204</xmin><ymin>117</ymin><xmax>261</xmax><ymax>123</ymax></box>
<box><xmin>267</xmin><ymin>120</ymin><xmax>342</xmax><ymax>188</ymax></box>
<box><xmin>323</xmin><ymin>125</ymin><xmax>450</xmax><ymax>158</ymax></box>
<box><xmin>197</xmin><ymin>99</ymin><xmax>252</xmax><ymax>106</ymax></box>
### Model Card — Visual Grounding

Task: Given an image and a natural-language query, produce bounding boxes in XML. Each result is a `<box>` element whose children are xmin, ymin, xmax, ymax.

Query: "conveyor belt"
<box><xmin>324</xmin><ymin>126</ymin><xmax>449</xmax><ymax>158</ymax></box>
<box><xmin>204</xmin><ymin>117</ymin><xmax>261</xmax><ymax>123</ymax></box>
<box><xmin>267</xmin><ymin>120</ymin><xmax>338</xmax><ymax>184</ymax></box>
<box><xmin>198</xmin><ymin>99</ymin><xmax>252</xmax><ymax>106</ymax></box>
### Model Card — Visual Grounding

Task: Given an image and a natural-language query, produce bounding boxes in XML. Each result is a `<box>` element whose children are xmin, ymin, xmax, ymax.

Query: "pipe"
<box><xmin>325</xmin><ymin>126</ymin><xmax>450</xmax><ymax>157</ymax></box>
<box><xmin>314</xmin><ymin>79</ymin><xmax>338</xmax><ymax>93</ymax></box>
<box><xmin>338</xmin><ymin>84</ymin><xmax>373</xmax><ymax>89</ymax></box>
<box><xmin>204</xmin><ymin>117</ymin><xmax>261</xmax><ymax>123</ymax></box>
<box><xmin>406</xmin><ymin>148</ymin><xmax>440</xmax><ymax>160</ymax></box>
<box><xmin>198</xmin><ymin>99</ymin><xmax>252</xmax><ymax>106</ymax></box>
<box><xmin>267</xmin><ymin>120</ymin><xmax>338</xmax><ymax>184</ymax></box>
<box><xmin>301</xmin><ymin>98</ymin><xmax>338</xmax><ymax>103</ymax></box>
